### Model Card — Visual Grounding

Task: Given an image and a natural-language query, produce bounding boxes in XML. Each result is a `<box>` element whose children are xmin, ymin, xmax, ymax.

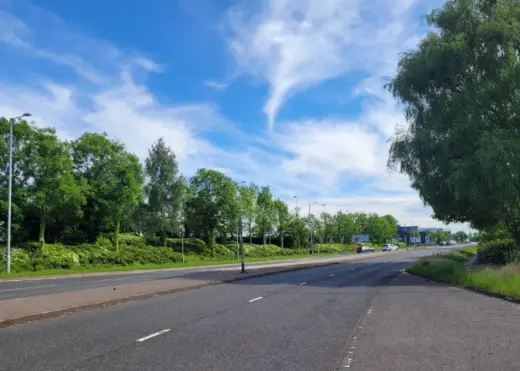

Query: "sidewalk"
<box><xmin>344</xmin><ymin>271</ymin><xmax>520</xmax><ymax>370</ymax></box>
<box><xmin>0</xmin><ymin>252</ymin><xmax>389</xmax><ymax>327</ymax></box>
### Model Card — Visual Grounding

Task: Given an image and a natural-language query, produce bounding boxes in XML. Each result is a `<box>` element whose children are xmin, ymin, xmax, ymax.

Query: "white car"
<box><xmin>382</xmin><ymin>244</ymin><xmax>399</xmax><ymax>252</ymax></box>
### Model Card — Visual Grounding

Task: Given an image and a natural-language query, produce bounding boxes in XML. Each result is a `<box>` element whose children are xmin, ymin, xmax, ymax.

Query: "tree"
<box><xmin>240</xmin><ymin>183</ymin><xmax>258</xmax><ymax>244</ymax></box>
<box><xmin>334</xmin><ymin>211</ymin><xmax>356</xmax><ymax>243</ymax></box>
<box><xmin>273</xmin><ymin>199</ymin><xmax>289</xmax><ymax>248</ymax></box>
<box><xmin>25</xmin><ymin>127</ymin><xmax>85</xmax><ymax>247</ymax></box>
<box><xmin>387</xmin><ymin>0</ymin><xmax>520</xmax><ymax>241</ymax></box>
<box><xmin>144</xmin><ymin>138</ymin><xmax>183</xmax><ymax>245</ymax></box>
<box><xmin>72</xmin><ymin>133</ymin><xmax>143</xmax><ymax>249</ymax></box>
<box><xmin>185</xmin><ymin>169</ymin><xmax>236</xmax><ymax>257</ymax></box>
<box><xmin>256</xmin><ymin>186</ymin><xmax>274</xmax><ymax>247</ymax></box>
<box><xmin>0</xmin><ymin>118</ymin><xmax>36</xmax><ymax>243</ymax></box>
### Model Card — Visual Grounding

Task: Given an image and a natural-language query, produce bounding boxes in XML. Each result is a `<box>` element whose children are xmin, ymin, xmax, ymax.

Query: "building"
<box><xmin>396</xmin><ymin>226</ymin><xmax>451</xmax><ymax>245</ymax></box>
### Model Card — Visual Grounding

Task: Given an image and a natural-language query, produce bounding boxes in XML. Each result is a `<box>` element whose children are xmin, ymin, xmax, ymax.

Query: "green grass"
<box><xmin>0</xmin><ymin>251</ymin><xmax>353</xmax><ymax>279</ymax></box>
<box><xmin>408</xmin><ymin>248</ymin><xmax>520</xmax><ymax>301</ymax></box>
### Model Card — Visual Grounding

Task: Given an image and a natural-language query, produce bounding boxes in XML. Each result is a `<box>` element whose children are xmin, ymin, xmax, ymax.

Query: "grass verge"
<box><xmin>0</xmin><ymin>251</ymin><xmax>353</xmax><ymax>279</ymax></box>
<box><xmin>407</xmin><ymin>247</ymin><xmax>520</xmax><ymax>302</ymax></box>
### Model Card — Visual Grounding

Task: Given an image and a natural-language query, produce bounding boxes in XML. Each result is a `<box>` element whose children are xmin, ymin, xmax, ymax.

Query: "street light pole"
<box><xmin>6</xmin><ymin>113</ymin><xmax>31</xmax><ymax>274</ymax></box>
<box><xmin>234</xmin><ymin>180</ymin><xmax>246</xmax><ymax>273</ymax></box>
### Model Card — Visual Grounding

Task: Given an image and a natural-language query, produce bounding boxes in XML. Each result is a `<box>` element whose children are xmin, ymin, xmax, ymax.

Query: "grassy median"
<box><xmin>408</xmin><ymin>246</ymin><xmax>520</xmax><ymax>301</ymax></box>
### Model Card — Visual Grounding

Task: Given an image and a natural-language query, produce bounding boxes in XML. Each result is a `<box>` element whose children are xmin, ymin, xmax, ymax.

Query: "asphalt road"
<box><xmin>4</xmin><ymin>246</ymin><xmax>515</xmax><ymax>371</ymax></box>
<box><xmin>0</xmin><ymin>254</ymin><xmax>356</xmax><ymax>300</ymax></box>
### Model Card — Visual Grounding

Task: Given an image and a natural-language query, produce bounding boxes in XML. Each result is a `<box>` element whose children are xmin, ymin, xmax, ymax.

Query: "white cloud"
<box><xmin>227</xmin><ymin>0</ymin><xmax>425</xmax><ymax>130</ymax></box>
<box><xmin>204</xmin><ymin>80</ymin><xmax>228</xmax><ymax>90</ymax></box>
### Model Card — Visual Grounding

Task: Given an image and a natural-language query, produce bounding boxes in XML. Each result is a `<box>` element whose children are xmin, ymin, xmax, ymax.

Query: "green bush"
<box><xmin>118</xmin><ymin>233</ymin><xmax>146</xmax><ymax>247</ymax></box>
<box><xmin>96</xmin><ymin>235</ymin><xmax>114</xmax><ymax>250</ymax></box>
<box><xmin>395</xmin><ymin>242</ymin><xmax>406</xmax><ymax>249</ymax></box>
<box><xmin>167</xmin><ymin>238</ymin><xmax>207</xmax><ymax>255</ymax></box>
<box><xmin>477</xmin><ymin>239</ymin><xmax>520</xmax><ymax>265</ymax></box>
<box><xmin>0</xmin><ymin>247</ymin><xmax>32</xmax><ymax>272</ymax></box>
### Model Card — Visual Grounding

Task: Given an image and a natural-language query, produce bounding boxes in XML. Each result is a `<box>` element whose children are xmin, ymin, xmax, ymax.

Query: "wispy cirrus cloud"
<box><xmin>227</xmin><ymin>0</ymin><xmax>427</xmax><ymax>130</ymax></box>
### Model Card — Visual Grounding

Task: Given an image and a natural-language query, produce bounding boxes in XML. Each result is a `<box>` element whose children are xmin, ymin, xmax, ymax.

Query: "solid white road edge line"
<box><xmin>136</xmin><ymin>329</ymin><xmax>171</xmax><ymax>342</ymax></box>
<box><xmin>249</xmin><ymin>296</ymin><xmax>263</xmax><ymax>303</ymax></box>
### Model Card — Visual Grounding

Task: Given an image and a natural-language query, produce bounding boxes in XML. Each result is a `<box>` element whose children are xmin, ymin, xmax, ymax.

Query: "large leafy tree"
<box><xmin>273</xmin><ymin>199</ymin><xmax>289</xmax><ymax>248</ymax></box>
<box><xmin>387</xmin><ymin>0</ymin><xmax>520</xmax><ymax>240</ymax></box>
<box><xmin>72</xmin><ymin>133</ymin><xmax>143</xmax><ymax>249</ymax></box>
<box><xmin>0</xmin><ymin>118</ymin><xmax>35</xmax><ymax>242</ymax></box>
<box><xmin>256</xmin><ymin>186</ymin><xmax>274</xmax><ymax>246</ymax></box>
<box><xmin>144</xmin><ymin>138</ymin><xmax>183</xmax><ymax>245</ymax></box>
<box><xmin>240</xmin><ymin>183</ymin><xmax>258</xmax><ymax>243</ymax></box>
<box><xmin>185</xmin><ymin>169</ymin><xmax>236</xmax><ymax>256</ymax></box>
<box><xmin>25</xmin><ymin>127</ymin><xmax>85</xmax><ymax>247</ymax></box>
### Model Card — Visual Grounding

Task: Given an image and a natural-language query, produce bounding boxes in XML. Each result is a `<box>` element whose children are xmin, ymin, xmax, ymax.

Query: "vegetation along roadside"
<box><xmin>408</xmin><ymin>239</ymin><xmax>520</xmax><ymax>302</ymax></box>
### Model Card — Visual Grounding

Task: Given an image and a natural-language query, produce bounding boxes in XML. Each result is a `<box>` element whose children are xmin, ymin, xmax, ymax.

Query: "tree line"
<box><xmin>387</xmin><ymin>0</ymin><xmax>520</xmax><ymax>242</ymax></box>
<box><xmin>0</xmin><ymin>118</ymin><xmax>401</xmax><ymax>255</ymax></box>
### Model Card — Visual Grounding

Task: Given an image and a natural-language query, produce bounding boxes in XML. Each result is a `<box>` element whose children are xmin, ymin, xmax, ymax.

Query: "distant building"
<box><xmin>397</xmin><ymin>226</ymin><xmax>451</xmax><ymax>245</ymax></box>
<box><xmin>351</xmin><ymin>234</ymin><xmax>370</xmax><ymax>243</ymax></box>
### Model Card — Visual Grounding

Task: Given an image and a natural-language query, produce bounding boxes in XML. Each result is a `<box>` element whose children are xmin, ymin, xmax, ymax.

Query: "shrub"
<box><xmin>0</xmin><ymin>247</ymin><xmax>32</xmax><ymax>272</ymax></box>
<box><xmin>477</xmin><ymin>239</ymin><xmax>520</xmax><ymax>265</ymax></box>
<box><xmin>118</xmin><ymin>233</ymin><xmax>146</xmax><ymax>247</ymax></box>
<box><xmin>167</xmin><ymin>238</ymin><xmax>207</xmax><ymax>255</ymax></box>
<box><xmin>96</xmin><ymin>235</ymin><xmax>114</xmax><ymax>250</ymax></box>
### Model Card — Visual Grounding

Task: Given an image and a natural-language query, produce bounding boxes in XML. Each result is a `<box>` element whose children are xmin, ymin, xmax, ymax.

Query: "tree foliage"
<box><xmin>387</xmin><ymin>0</ymin><xmax>520</xmax><ymax>239</ymax></box>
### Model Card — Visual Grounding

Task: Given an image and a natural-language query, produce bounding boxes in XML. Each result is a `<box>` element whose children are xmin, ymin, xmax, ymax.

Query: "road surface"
<box><xmin>1</xmin><ymin>246</ymin><xmax>516</xmax><ymax>371</ymax></box>
<box><xmin>0</xmin><ymin>254</ymin><xmax>355</xmax><ymax>300</ymax></box>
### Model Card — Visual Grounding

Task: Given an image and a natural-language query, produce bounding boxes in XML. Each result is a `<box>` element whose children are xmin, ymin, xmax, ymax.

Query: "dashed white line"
<box><xmin>329</xmin><ymin>274</ymin><xmax>335</xmax><ymax>277</ymax></box>
<box><xmin>249</xmin><ymin>296</ymin><xmax>263</xmax><ymax>303</ymax></box>
<box><xmin>299</xmin><ymin>282</ymin><xmax>307</xmax><ymax>286</ymax></box>
<box><xmin>136</xmin><ymin>329</ymin><xmax>171</xmax><ymax>342</ymax></box>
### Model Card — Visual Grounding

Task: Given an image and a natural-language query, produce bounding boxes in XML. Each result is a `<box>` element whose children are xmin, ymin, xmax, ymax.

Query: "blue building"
<box><xmin>396</xmin><ymin>226</ymin><xmax>451</xmax><ymax>245</ymax></box>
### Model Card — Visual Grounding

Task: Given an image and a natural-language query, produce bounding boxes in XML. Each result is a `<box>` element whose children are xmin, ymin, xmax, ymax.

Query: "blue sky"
<box><xmin>0</xmin><ymin>0</ymin><xmax>470</xmax><ymax>232</ymax></box>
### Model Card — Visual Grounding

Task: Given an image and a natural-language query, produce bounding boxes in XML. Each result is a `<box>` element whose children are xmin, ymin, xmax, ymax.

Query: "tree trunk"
<box><xmin>39</xmin><ymin>213</ymin><xmax>46</xmax><ymax>248</ymax></box>
<box><xmin>249</xmin><ymin>223</ymin><xmax>253</xmax><ymax>244</ymax></box>
<box><xmin>280</xmin><ymin>227</ymin><xmax>284</xmax><ymax>248</ymax></box>
<box><xmin>115</xmin><ymin>219</ymin><xmax>121</xmax><ymax>253</ymax></box>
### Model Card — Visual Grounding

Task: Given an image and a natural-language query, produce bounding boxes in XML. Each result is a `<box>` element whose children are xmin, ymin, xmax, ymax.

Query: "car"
<box><xmin>440</xmin><ymin>241</ymin><xmax>447</xmax><ymax>245</ymax></box>
<box><xmin>356</xmin><ymin>244</ymin><xmax>376</xmax><ymax>253</ymax></box>
<box><xmin>382</xmin><ymin>244</ymin><xmax>399</xmax><ymax>252</ymax></box>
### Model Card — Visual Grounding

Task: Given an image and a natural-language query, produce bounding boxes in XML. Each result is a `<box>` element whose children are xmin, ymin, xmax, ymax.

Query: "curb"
<box><xmin>0</xmin><ymin>261</ymin><xmax>340</xmax><ymax>328</ymax></box>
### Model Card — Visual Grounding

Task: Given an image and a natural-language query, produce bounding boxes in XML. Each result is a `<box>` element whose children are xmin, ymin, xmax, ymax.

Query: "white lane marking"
<box><xmin>299</xmin><ymin>282</ymin><xmax>307</xmax><ymax>286</ymax></box>
<box><xmin>329</xmin><ymin>274</ymin><xmax>335</xmax><ymax>277</ymax></box>
<box><xmin>249</xmin><ymin>296</ymin><xmax>263</xmax><ymax>303</ymax></box>
<box><xmin>0</xmin><ymin>284</ymin><xmax>56</xmax><ymax>292</ymax></box>
<box><xmin>136</xmin><ymin>329</ymin><xmax>171</xmax><ymax>342</ymax></box>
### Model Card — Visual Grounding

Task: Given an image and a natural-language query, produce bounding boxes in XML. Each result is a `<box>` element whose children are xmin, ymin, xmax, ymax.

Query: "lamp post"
<box><xmin>234</xmin><ymin>181</ymin><xmax>246</xmax><ymax>273</ymax></box>
<box><xmin>6</xmin><ymin>113</ymin><xmax>31</xmax><ymax>274</ymax></box>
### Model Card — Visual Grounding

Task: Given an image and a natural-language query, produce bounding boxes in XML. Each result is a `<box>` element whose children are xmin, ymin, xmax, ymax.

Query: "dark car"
<box><xmin>356</xmin><ymin>244</ymin><xmax>375</xmax><ymax>253</ymax></box>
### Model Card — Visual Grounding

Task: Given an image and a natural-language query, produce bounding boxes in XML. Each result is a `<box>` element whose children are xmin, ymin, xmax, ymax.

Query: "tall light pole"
<box><xmin>6</xmin><ymin>113</ymin><xmax>31</xmax><ymax>274</ymax></box>
<box><xmin>293</xmin><ymin>195</ymin><xmax>299</xmax><ymax>217</ymax></box>
<box><xmin>308</xmin><ymin>202</ymin><xmax>317</xmax><ymax>254</ymax></box>
<box><xmin>234</xmin><ymin>181</ymin><xmax>246</xmax><ymax>273</ymax></box>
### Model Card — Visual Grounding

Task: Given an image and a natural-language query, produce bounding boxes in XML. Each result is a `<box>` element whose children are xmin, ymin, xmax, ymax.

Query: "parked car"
<box><xmin>382</xmin><ymin>244</ymin><xmax>399</xmax><ymax>252</ymax></box>
<box><xmin>356</xmin><ymin>244</ymin><xmax>376</xmax><ymax>253</ymax></box>
<box><xmin>440</xmin><ymin>241</ymin><xmax>447</xmax><ymax>245</ymax></box>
